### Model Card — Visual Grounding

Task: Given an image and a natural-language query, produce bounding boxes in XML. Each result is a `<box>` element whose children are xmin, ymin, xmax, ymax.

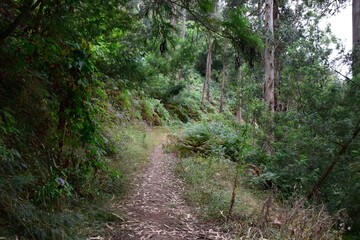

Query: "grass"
<box><xmin>52</xmin><ymin>122</ymin><xmax>170</xmax><ymax>239</ymax></box>
<box><xmin>85</xmin><ymin>120</ymin><xmax>346</xmax><ymax>239</ymax></box>
<box><xmin>174</xmin><ymin>155</ymin><xmax>346</xmax><ymax>239</ymax></box>
<box><xmin>175</xmin><ymin>156</ymin><xmax>265</xmax><ymax>225</ymax></box>
<box><xmin>84</xmin><ymin>123</ymin><xmax>170</xmax><ymax>237</ymax></box>
<box><xmin>108</xmin><ymin>123</ymin><xmax>169</xmax><ymax>193</ymax></box>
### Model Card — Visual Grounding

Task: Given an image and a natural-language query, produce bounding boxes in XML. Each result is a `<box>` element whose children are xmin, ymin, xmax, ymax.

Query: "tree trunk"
<box><xmin>219</xmin><ymin>47</ymin><xmax>227</xmax><ymax>113</ymax></box>
<box><xmin>353</xmin><ymin>0</ymin><xmax>360</xmax><ymax>47</ymax></box>
<box><xmin>201</xmin><ymin>77</ymin><xmax>207</xmax><ymax>108</ymax></box>
<box><xmin>236</xmin><ymin>67</ymin><xmax>243</xmax><ymax>123</ymax></box>
<box><xmin>201</xmin><ymin>39</ymin><xmax>213</xmax><ymax>107</ymax></box>
<box><xmin>295</xmin><ymin>0</ymin><xmax>300</xmax><ymax>21</ymax></box>
<box><xmin>171</xmin><ymin>4</ymin><xmax>177</xmax><ymax>27</ymax></box>
<box><xmin>227</xmin><ymin>170</ymin><xmax>239</xmax><ymax>220</ymax></box>
<box><xmin>274</xmin><ymin>61</ymin><xmax>286</xmax><ymax>111</ymax></box>
<box><xmin>181</xmin><ymin>8</ymin><xmax>186</xmax><ymax>40</ymax></box>
<box><xmin>236</xmin><ymin>99</ymin><xmax>242</xmax><ymax>123</ymax></box>
<box><xmin>205</xmin><ymin>40</ymin><xmax>213</xmax><ymax>102</ymax></box>
<box><xmin>264</xmin><ymin>0</ymin><xmax>275</xmax><ymax>112</ymax></box>
<box><xmin>273</xmin><ymin>0</ymin><xmax>283</xmax><ymax>112</ymax></box>
<box><xmin>258</xmin><ymin>0</ymin><xmax>263</xmax><ymax>26</ymax></box>
<box><xmin>178</xmin><ymin>8</ymin><xmax>187</xmax><ymax>80</ymax></box>
<box><xmin>273</xmin><ymin>0</ymin><xmax>279</xmax><ymax>22</ymax></box>
<box><xmin>353</xmin><ymin>0</ymin><xmax>360</xmax><ymax>75</ymax></box>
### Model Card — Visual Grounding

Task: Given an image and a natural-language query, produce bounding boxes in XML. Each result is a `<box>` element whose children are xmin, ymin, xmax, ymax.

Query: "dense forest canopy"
<box><xmin>1</xmin><ymin>0</ymin><xmax>360</xmax><ymax>239</ymax></box>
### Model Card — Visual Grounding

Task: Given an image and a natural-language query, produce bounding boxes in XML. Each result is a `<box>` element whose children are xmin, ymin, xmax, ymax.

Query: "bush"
<box><xmin>174</xmin><ymin>118</ymin><xmax>251</xmax><ymax>162</ymax></box>
<box><xmin>140</xmin><ymin>97</ymin><xmax>171</xmax><ymax>126</ymax></box>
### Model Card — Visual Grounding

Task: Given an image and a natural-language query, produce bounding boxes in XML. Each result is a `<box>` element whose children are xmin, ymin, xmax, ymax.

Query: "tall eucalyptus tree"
<box><xmin>264</xmin><ymin>0</ymin><xmax>275</xmax><ymax>112</ymax></box>
<box><xmin>353</xmin><ymin>0</ymin><xmax>360</xmax><ymax>74</ymax></box>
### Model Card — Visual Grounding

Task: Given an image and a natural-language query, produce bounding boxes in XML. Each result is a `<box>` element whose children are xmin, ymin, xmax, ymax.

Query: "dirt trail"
<box><xmin>107</xmin><ymin>143</ymin><xmax>234</xmax><ymax>240</ymax></box>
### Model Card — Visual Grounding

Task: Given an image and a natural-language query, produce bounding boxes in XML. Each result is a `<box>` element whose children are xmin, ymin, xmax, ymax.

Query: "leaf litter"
<box><xmin>105</xmin><ymin>143</ymin><xmax>234</xmax><ymax>240</ymax></box>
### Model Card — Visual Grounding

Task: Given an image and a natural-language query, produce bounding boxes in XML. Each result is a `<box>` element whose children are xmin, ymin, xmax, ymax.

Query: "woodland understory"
<box><xmin>1</xmin><ymin>0</ymin><xmax>360</xmax><ymax>239</ymax></box>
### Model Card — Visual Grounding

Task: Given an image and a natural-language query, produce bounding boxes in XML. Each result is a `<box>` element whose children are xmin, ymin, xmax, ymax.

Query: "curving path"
<box><xmin>106</xmin><ymin>143</ymin><xmax>234</xmax><ymax>240</ymax></box>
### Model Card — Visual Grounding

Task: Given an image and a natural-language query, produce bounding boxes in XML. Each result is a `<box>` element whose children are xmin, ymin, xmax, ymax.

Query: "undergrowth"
<box><xmin>176</xmin><ymin>156</ymin><xmax>263</xmax><ymax>223</ymax></box>
<box><xmin>104</xmin><ymin>123</ymin><xmax>169</xmax><ymax>195</ymax></box>
<box><xmin>0</xmin><ymin>108</ymin><xmax>169</xmax><ymax>239</ymax></box>
<box><xmin>92</xmin><ymin>124</ymin><xmax>170</xmax><ymax>237</ymax></box>
<box><xmin>170</xmin><ymin>116</ymin><xmax>348</xmax><ymax>239</ymax></box>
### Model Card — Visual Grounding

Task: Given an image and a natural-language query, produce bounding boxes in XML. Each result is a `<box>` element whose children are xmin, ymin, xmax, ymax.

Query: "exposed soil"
<box><xmin>105</xmin><ymin>143</ymin><xmax>234</xmax><ymax>240</ymax></box>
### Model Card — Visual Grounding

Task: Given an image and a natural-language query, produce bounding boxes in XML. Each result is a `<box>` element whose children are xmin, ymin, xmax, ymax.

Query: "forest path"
<box><xmin>106</xmin><ymin>141</ymin><xmax>234</xmax><ymax>240</ymax></box>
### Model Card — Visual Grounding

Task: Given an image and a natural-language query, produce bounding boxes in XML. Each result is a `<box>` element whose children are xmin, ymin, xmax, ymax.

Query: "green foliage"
<box><xmin>104</xmin><ymin>124</ymin><xmax>169</xmax><ymax>200</ymax></box>
<box><xmin>34</xmin><ymin>170</ymin><xmax>73</xmax><ymax>206</ymax></box>
<box><xmin>198</xmin><ymin>0</ymin><xmax>217</xmax><ymax>14</ymax></box>
<box><xmin>1</xmin><ymin>0</ymin><xmax>358</xmax><ymax>237</ymax></box>
<box><xmin>177</xmin><ymin>152</ymin><xmax>345</xmax><ymax>239</ymax></box>
<box><xmin>174</xmin><ymin>115</ymin><xmax>252</xmax><ymax>162</ymax></box>
<box><xmin>140</xmin><ymin>97</ymin><xmax>171</xmax><ymax>126</ymax></box>
<box><xmin>176</xmin><ymin>156</ymin><xmax>262</xmax><ymax>220</ymax></box>
<box><xmin>0</xmin><ymin>0</ymin><xmax>134</xmax><ymax>237</ymax></box>
<box><xmin>222</xmin><ymin>7</ymin><xmax>264</xmax><ymax>65</ymax></box>
<box><xmin>164</xmin><ymin>80</ymin><xmax>204</xmax><ymax>122</ymax></box>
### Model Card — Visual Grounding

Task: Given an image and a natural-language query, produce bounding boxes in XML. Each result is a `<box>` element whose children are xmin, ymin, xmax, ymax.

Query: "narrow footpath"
<box><xmin>107</xmin><ymin>143</ymin><xmax>234</xmax><ymax>240</ymax></box>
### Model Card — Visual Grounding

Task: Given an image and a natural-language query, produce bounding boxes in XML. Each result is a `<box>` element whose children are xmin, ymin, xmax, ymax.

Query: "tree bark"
<box><xmin>258</xmin><ymin>0</ymin><xmax>263</xmax><ymax>26</ymax></box>
<box><xmin>201</xmin><ymin>77</ymin><xmax>207</xmax><ymax>108</ymax></box>
<box><xmin>236</xmin><ymin>98</ymin><xmax>242</xmax><ymax>123</ymax></box>
<box><xmin>205</xmin><ymin>40</ymin><xmax>213</xmax><ymax>102</ymax></box>
<box><xmin>201</xmin><ymin>39</ymin><xmax>213</xmax><ymax>107</ymax></box>
<box><xmin>178</xmin><ymin>8</ymin><xmax>187</xmax><ymax>80</ymax></box>
<box><xmin>353</xmin><ymin>0</ymin><xmax>360</xmax><ymax>47</ymax></box>
<box><xmin>181</xmin><ymin>8</ymin><xmax>186</xmax><ymax>40</ymax></box>
<box><xmin>236</xmin><ymin>67</ymin><xmax>243</xmax><ymax>123</ymax></box>
<box><xmin>219</xmin><ymin>47</ymin><xmax>227</xmax><ymax>113</ymax></box>
<box><xmin>264</xmin><ymin>0</ymin><xmax>275</xmax><ymax>112</ymax></box>
<box><xmin>295</xmin><ymin>0</ymin><xmax>300</xmax><ymax>21</ymax></box>
<box><xmin>227</xmin><ymin>170</ymin><xmax>239</xmax><ymax>220</ymax></box>
<box><xmin>274</xmin><ymin>60</ymin><xmax>287</xmax><ymax>111</ymax></box>
<box><xmin>171</xmin><ymin>3</ymin><xmax>177</xmax><ymax>27</ymax></box>
<box><xmin>353</xmin><ymin>0</ymin><xmax>360</xmax><ymax>75</ymax></box>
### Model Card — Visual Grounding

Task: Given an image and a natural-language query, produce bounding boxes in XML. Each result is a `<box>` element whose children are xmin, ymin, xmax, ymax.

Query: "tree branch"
<box><xmin>167</xmin><ymin>0</ymin><xmax>237</xmax><ymax>41</ymax></box>
<box><xmin>330</xmin><ymin>67</ymin><xmax>360</xmax><ymax>88</ymax></box>
<box><xmin>307</xmin><ymin>118</ymin><xmax>360</xmax><ymax>200</ymax></box>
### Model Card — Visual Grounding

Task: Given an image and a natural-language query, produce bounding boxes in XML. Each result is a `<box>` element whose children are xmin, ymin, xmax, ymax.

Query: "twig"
<box><xmin>330</xmin><ymin>67</ymin><xmax>360</xmax><ymax>88</ymax></box>
<box><xmin>111</xmin><ymin>213</ymin><xmax>124</xmax><ymax>221</ymax></box>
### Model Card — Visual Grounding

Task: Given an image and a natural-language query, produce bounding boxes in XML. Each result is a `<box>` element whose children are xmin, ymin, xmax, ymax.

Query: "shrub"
<box><xmin>174</xmin><ymin>118</ymin><xmax>251</xmax><ymax>162</ymax></box>
<box><xmin>140</xmin><ymin>97</ymin><xmax>171</xmax><ymax>126</ymax></box>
